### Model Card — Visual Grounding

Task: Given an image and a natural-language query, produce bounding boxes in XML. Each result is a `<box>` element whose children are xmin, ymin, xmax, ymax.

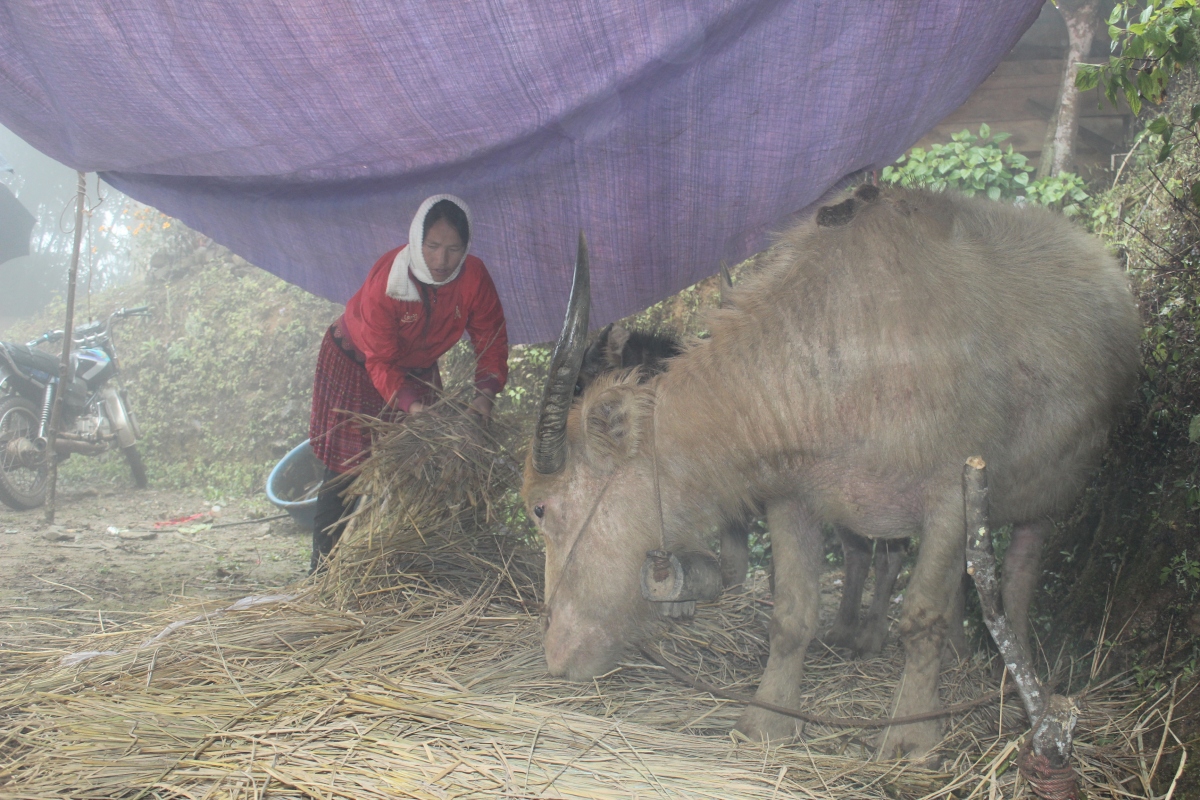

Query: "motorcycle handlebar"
<box><xmin>26</xmin><ymin>330</ymin><xmax>64</xmax><ymax>347</ymax></box>
<box><xmin>25</xmin><ymin>306</ymin><xmax>150</xmax><ymax>348</ymax></box>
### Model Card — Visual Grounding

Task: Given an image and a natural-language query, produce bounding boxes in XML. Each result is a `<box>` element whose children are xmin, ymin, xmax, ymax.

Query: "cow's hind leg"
<box><xmin>878</xmin><ymin>489</ymin><xmax>964</xmax><ymax>759</ymax></box>
<box><xmin>854</xmin><ymin>538</ymin><xmax>907</xmax><ymax>657</ymax></box>
<box><xmin>825</xmin><ymin>528</ymin><xmax>871</xmax><ymax>650</ymax></box>
<box><xmin>1002</xmin><ymin>519</ymin><xmax>1051</xmax><ymax>666</ymax></box>
<box><xmin>735</xmin><ymin>498</ymin><xmax>823</xmax><ymax>742</ymax></box>
<box><xmin>719</xmin><ymin>515</ymin><xmax>751</xmax><ymax>589</ymax></box>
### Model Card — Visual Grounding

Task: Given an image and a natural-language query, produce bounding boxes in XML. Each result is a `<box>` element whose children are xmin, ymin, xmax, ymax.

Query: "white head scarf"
<box><xmin>385</xmin><ymin>194</ymin><xmax>474</xmax><ymax>302</ymax></box>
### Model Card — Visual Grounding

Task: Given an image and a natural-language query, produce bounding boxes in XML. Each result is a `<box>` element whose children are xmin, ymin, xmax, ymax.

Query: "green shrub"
<box><xmin>1024</xmin><ymin>172</ymin><xmax>1093</xmax><ymax>217</ymax></box>
<box><xmin>881</xmin><ymin>125</ymin><xmax>1097</xmax><ymax>220</ymax></box>
<box><xmin>1077</xmin><ymin>0</ymin><xmax>1200</xmax><ymax>118</ymax></box>
<box><xmin>880</xmin><ymin>125</ymin><xmax>1034</xmax><ymax>201</ymax></box>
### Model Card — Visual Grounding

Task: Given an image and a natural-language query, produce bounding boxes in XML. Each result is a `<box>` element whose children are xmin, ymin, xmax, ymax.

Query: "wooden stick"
<box><xmin>43</xmin><ymin>172</ymin><xmax>86</xmax><ymax>524</ymax></box>
<box><xmin>963</xmin><ymin>457</ymin><xmax>1046</xmax><ymax>721</ymax></box>
<box><xmin>963</xmin><ymin>457</ymin><xmax>1078</xmax><ymax>778</ymax></box>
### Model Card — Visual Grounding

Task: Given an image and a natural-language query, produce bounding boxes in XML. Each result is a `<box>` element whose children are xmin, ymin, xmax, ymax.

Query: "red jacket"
<box><xmin>341</xmin><ymin>246</ymin><xmax>508</xmax><ymax>411</ymax></box>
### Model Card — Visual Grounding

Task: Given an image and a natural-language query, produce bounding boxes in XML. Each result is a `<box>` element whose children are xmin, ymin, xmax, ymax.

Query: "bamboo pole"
<box><xmin>43</xmin><ymin>172</ymin><xmax>86</xmax><ymax>524</ymax></box>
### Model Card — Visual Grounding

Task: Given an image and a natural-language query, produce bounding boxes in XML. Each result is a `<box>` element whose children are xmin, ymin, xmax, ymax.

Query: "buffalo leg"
<box><xmin>854</xmin><ymin>538</ymin><xmax>907</xmax><ymax>657</ymax></box>
<box><xmin>878</xmin><ymin>489</ymin><xmax>964</xmax><ymax>759</ymax></box>
<box><xmin>825</xmin><ymin>528</ymin><xmax>872</xmax><ymax>650</ymax></box>
<box><xmin>943</xmin><ymin>570</ymin><xmax>969</xmax><ymax>664</ymax></box>
<box><xmin>735</xmin><ymin>498</ymin><xmax>823</xmax><ymax>742</ymax></box>
<box><xmin>1001</xmin><ymin>519</ymin><xmax>1051</xmax><ymax>666</ymax></box>
<box><xmin>719</xmin><ymin>516</ymin><xmax>751</xmax><ymax>589</ymax></box>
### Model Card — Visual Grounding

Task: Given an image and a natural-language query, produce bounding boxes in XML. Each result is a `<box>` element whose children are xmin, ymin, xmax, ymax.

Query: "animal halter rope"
<box><xmin>541</xmin><ymin>469</ymin><xmax>618</xmax><ymax>613</ymax></box>
<box><xmin>545</xmin><ymin>381</ymin><xmax>670</xmax><ymax>610</ymax></box>
<box><xmin>650</xmin><ymin>386</ymin><xmax>668</xmax><ymax>558</ymax></box>
<box><xmin>639</xmin><ymin>645</ymin><xmax>1015</xmax><ymax>729</ymax></box>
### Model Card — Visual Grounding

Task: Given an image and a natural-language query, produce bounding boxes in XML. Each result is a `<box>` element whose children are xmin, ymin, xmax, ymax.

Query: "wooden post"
<box><xmin>43</xmin><ymin>172</ymin><xmax>86</xmax><ymax>524</ymax></box>
<box><xmin>963</xmin><ymin>457</ymin><xmax>1079</xmax><ymax>799</ymax></box>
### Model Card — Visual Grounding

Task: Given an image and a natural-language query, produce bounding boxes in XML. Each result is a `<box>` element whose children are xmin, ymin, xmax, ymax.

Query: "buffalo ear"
<box><xmin>604</xmin><ymin>324</ymin><xmax>631</xmax><ymax>368</ymax></box>
<box><xmin>578</xmin><ymin>323</ymin><xmax>614</xmax><ymax>390</ymax></box>
<box><xmin>582</xmin><ymin>383</ymin><xmax>649</xmax><ymax>466</ymax></box>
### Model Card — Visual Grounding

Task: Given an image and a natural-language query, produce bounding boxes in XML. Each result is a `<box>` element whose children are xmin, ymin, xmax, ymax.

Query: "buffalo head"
<box><xmin>523</xmin><ymin>235</ymin><xmax>717</xmax><ymax>679</ymax></box>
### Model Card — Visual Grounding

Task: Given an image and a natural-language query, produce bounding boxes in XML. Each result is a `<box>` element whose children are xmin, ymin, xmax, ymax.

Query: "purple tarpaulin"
<box><xmin>0</xmin><ymin>1</ymin><xmax>1041</xmax><ymax>343</ymax></box>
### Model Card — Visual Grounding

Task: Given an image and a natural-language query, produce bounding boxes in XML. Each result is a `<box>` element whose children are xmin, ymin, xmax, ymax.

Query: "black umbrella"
<box><xmin>0</xmin><ymin>183</ymin><xmax>35</xmax><ymax>265</ymax></box>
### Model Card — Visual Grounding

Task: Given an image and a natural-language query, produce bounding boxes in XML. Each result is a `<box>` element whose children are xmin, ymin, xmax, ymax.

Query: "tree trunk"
<box><xmin>1037</xmin><ymin>106</ymin><xmax>1059</xmax><ymax>179</ymax></box>
<box><xmin>1042</xmin><ymin>0</ymin><xmax>1099</xmax><ymax>177</ymax></box>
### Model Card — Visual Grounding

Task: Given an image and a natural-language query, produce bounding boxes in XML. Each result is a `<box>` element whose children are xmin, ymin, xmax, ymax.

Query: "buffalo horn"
<box><xmin>532</xmin><ymin>232</ymin><xmax>590</xmax><ymax>474</ymax></box>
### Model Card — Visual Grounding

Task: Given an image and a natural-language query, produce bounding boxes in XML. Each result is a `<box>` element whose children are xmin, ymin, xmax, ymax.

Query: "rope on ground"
<box><xmin>640</xmin><ymin>645</ymin><xmax>1016</xmax><ymax>729</ymax></box>
<box><xmin>1018</xmin><ymin>744</ymin><xmax>1081</xmax><ymax>800</ymax></box>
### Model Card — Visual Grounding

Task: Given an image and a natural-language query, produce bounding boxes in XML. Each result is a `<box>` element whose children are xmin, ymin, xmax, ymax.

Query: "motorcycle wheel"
<box><xmin>122</xmin><ymin>444</ymin><xmax>149</xmax><ymax>489</ymax></box>
<box><xmin>0</xmin><ymin>395</ymin><xmax>49</xmax><ymax>510</ymax></box>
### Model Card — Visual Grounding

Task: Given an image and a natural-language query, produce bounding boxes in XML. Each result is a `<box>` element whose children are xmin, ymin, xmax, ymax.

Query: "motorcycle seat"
<box><xmin>2</xmin><ymin>341</ymin><xmax>61</xmax><ymax>383</ymax></box>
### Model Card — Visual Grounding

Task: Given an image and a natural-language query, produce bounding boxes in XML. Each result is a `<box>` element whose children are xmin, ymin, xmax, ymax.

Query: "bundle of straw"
<box><xmin>317</xmin><ymin>397</ymin><xmax>541</xmax><ymax>610</ymax></box>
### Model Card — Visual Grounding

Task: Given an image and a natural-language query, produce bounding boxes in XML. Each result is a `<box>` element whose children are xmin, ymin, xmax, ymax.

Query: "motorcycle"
<box><xmin>0</xmin><ymin>306</ymin><xmax>151</xmax><ymax>510</ymax></box>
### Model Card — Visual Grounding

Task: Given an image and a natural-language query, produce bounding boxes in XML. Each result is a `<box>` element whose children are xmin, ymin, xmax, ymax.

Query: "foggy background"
<box><xmin>0</xmin><ymin>124</ymin><xmax>163</xmax><ymax>332</ymax></box>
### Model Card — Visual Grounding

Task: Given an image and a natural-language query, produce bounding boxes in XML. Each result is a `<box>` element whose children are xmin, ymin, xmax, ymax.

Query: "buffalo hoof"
<box><xmin>734</xmin><ymin>706</ymin><xmax>800</xmax><ymax>744</ymax></box>
<box><xmin>821</xmin><ymin>623</ymin><xmax>860</xmax><ymax>652</ymax></box>
<box><xmin>876</xmin><ymin>720</ymin><xmax>940</xmax><ymax>761</ymax></box>
<box><xmin>822</xmin><ymin>622</ymin><xmax>888</xmax><ymax>659</ymax></box>
<box><xmin>852</xmin><ymin>625</ymin><xmax>888</xmax><ymax>659</ymax></box>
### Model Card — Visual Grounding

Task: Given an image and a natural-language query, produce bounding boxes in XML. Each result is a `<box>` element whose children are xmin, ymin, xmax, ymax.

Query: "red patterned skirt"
<box><xmin>308</xmin><ymin>323</ymin><xmax>441</xmax><ymax>473</ymax></box>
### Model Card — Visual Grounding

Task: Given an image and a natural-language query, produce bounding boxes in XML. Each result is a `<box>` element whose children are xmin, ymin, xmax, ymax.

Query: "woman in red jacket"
<box><xmin>308</xmin><ymin>194</ymin><xmax>508</xmax><ymax>571</ymax></box>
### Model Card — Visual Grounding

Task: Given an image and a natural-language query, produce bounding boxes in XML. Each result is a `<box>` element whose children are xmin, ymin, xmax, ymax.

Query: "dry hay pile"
<box><xmin>0</xmin><ymin>405</ymin><xmax>1188</xmax><ymax>799</ymax></box>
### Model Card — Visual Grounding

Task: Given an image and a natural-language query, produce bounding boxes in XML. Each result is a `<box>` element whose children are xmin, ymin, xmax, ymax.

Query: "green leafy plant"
<box><xmin>881</xmin><ymin>125</ymin><xmax>1034</xmax><ymax>201</ymax></box>
<box><xmin>1160</xmin><ymin>549</ymin><xmax>1200</xmax><ymax>590</ymax></box>
<box><xmin>1024</xmin><ymin>172</ymin><xmax>1093</xmax><ymax>217</ymax></box>
<box><xmin>1077</xmin><ymin>2</ymin><xmax>1200</xmax><ymax>205</ymax></box>
<box><xmin>1080</xmin><ymin>32</ymin><xmax>1200</xmax><ymax>545</ymax></box>
<box><xmin>881</xmin><ymin>126</ymin><xmax>1095</xmax><ymax>219</ymax></box>
<box><xmin>1159</xmin><ymin>548</ymin><xmax>1200</xmax><ymax>623</ymax></box>
<box><xmin>1077</xmin><ymin>0</ymin><xmax>1200</xmax><ymax>118</ymax></box>
<box><xmin>747</xmin><ymin>521</ymin><xmax>771</xmax><ymax>570</ymax></box>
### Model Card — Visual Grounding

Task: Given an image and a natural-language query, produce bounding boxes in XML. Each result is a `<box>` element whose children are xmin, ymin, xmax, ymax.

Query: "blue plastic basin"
<box><xmin>266</xmin><ymin>440</ymin><xmax>323</xmax><ymax>529</ymax></box>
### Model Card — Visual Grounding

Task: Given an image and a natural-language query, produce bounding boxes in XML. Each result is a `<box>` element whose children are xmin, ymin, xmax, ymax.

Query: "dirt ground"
<box><xmin>0</xmin><ymin>480</ymin><xmax>312</xmax><ymax>638</ymax></box>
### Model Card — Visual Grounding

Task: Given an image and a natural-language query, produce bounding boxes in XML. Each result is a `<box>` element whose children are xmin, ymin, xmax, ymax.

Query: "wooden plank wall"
<box><xmin>911</xmin><ymin>4</ymin><xmax>1129</xmax><ymax>175</ymax></box>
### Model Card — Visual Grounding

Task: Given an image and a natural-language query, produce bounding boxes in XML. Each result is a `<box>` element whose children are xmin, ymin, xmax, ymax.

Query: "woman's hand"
<box><xmin>468</xmin><ymin>391</ymin><xmax>494</xmax><ymax>421</ymax></box>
